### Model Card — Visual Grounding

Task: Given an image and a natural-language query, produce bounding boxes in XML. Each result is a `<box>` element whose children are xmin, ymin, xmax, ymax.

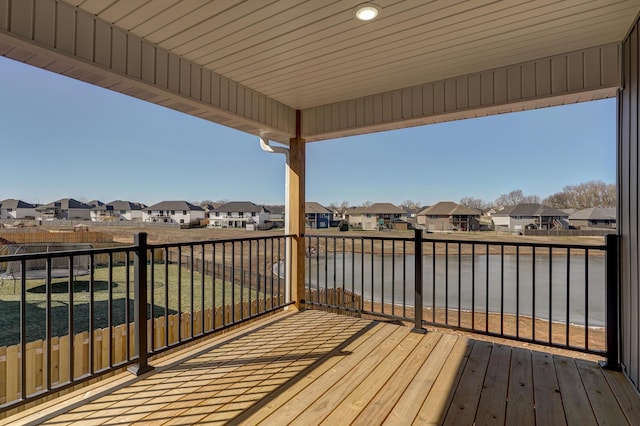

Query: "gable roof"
<box><xmin>305</xmin><ymin>202</ymin><xmax>331</xmax><ymax>214</ymax></box>
<box><xmin>213</xmin><ymin>201</ymin><xmax>267</xmax><ymax>214</ymax></box>
<box><xmin>37</xmin><ymin>198</ymin><xmax>93</xmax><ymax>210</ymax></box>
<box><xmin>0</xmin><ymin>199</ymin><xmax>37</xmax><ymax>209</ymax></box>
<box><xmin>146</xmin><ymin>201</ymin><xmax>204</xmax><ymax>211</ymax></box>
<box><xmin>93</xmin><ymin>200</ymin><xmax>146</xmax><ymax>211</ymax></box>
<box><xmin>418</xmin><ymin>202</ymin><xmax>482</xmax><ymax>216</ymax></box>
<box><xmin>348</xmin><ymin>203</ymin><xmax>405</xmax><ymax>215</ymax></box>
<box><xmin>569</xmin><ymin>207</ymin><xmax>616</xmax><ymax>221</ymax></box>
<box><xmin>265</xmin><ymin>205</ymin><xmax>285</xmax><ymax>215</ymax></box>
<box><xmin>493</xmin><ymin>203</ymin><xmax>569</xmax><ymax>217</ymax></box>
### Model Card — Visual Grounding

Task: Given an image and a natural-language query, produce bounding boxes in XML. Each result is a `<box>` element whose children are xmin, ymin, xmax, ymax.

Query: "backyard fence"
<box><xmin>0</xmin><ymin>296</ymin><xmax>284</xmax><ymax>406</ymax></box>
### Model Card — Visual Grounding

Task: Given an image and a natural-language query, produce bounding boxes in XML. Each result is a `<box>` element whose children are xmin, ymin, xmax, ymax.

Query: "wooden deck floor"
<box><xmin>4</xmin><ymin>310</ymin><xmax>640</xmax><ymax>425</ymax></box>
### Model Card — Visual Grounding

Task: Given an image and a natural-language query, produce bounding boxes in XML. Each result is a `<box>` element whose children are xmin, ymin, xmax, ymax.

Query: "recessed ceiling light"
<box><xmin>355</xmin><ymin>4</ymin><xmax>380</xmax><ymax>21</ymax></box>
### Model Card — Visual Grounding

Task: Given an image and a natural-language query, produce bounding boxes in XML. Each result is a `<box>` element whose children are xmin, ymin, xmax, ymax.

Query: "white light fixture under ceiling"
<box><xmin>355</xmin><ymin>3</ymin><xmax>380</xmax><ymax>21</ymax></box>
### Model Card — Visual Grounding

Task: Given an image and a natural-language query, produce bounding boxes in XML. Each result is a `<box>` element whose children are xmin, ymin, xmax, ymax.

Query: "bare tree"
<box><xmin>361</xmin><ymin>201</ymin><xmax>373</xmax><ymax>207</ymax></box>
<box><xmin>400</xmin><ymin>199</ymin><xmax>420</xmax><ymax>210</ymax></box>
<box><xmin>459</xmin><ymin>196</ymin><xmax>487</xmax><ymax>211</ymax></box>
<box><xmin>544</xmin><ymin>180</ymin><xmax>615</xmax><ymax>209</ymax></box>
<box><xmin>494</xmin><ymin>190</ymin><xmax>525</xmax><ymax>207</ymax></box>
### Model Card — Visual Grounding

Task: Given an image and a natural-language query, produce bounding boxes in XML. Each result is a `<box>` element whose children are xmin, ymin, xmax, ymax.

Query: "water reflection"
<box><xmin>307</xmin><ymin>253</ymin><xmax>605</xmax><ymax>327</ymax></box>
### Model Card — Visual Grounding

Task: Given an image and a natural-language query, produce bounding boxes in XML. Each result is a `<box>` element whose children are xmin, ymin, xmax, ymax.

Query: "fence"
<box><xmin>304</xmin><ymin>230</ymin><xmax>619</xmax><ymax>364</ymax></box>
<box><xmin>0</xmin><ymin>233</ymin><xmax>292</xmax><ymax>413</ymax></box>
<box><xmin>0</xmin><ymin>296</ymin><xmax>284</xmax><ymax>406</ymax></box>
<box><xmin>0</xmin><ymin>231</ymin><xmax>114</xmax><ymax>244</ymax></box>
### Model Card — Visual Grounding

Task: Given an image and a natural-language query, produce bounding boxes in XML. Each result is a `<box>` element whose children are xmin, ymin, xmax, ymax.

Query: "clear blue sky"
<box><xmin>0</xmin><ymin>56</ymin><xmax>616</xmax><ymax>208</ymax></box>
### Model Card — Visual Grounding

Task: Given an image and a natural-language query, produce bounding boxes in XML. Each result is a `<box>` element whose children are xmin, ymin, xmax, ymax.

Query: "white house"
<box><xmin>0</xmin><ymin>199</ymin><xmax>38</xmax><ymax>220</ymax></box>
<box><xmin>208</xmin><ymin>201</ymin><xmax>270</xmax><ymax>229</ymax></box>
<box><xmin>91</xmin><ymin>200</ymin><xmax>146</xmax><ymax>222</ymax></box>
<box><xmin>36</xmin><ymin>198</ymin><xmax>93</xmax><ymax>220</ymax></box>
<box><xmin>143</xmin><ymin>201</ymin><xmax>205</xmax><ymax>225</ymax></box>
<box><xmin>492</xmin><ymin>203</ymin><xmax>569</xmax><ymax>231</ymax></box>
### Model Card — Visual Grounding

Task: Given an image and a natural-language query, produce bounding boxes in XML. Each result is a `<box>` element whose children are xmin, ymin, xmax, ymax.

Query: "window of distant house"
<box><xmin>7</xmin><ymin>208</ymin><xmax>12</xmax><ymax>212</ymax></box>
<box><xmin>171</xmin><ymin>210</ymin><xmax>175</xmax><ymax>215</ymax></box>
<box><xmin>428</xmin><ymin>215</ymin><xmax>438</xmax><ymax>219</ymax></box>
<box><xmin>180</xmin><ymin>219</ymin><xmax>184</xmax><ymax>224</ymax></box>
<box><xmin>215</xmin><ymin>212</ymin><xmax>220</xmax><ymax>217</ymax></box>
<box><xmin>239</xmin><ymin>212</ymin><xmax>244</xmax><ymax>217</ymax></box>
<box><xmin>147</xmin><ymin>211</ymin><xmax>151</xmax><ymax>214</ymax></box>
<box><xmin>183</xmin><ymin>211</ymin><xmax>186</xmax><ymax>215</ymax></box>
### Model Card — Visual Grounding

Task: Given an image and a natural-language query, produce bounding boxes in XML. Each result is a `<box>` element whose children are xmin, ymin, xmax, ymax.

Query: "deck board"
<box><xmin>474</xmin><ymin>343</ymin><xmax>511</xmax><ymax>425</ymax></box>
<box><xmin>2</xmin><ymin>310</ymin><xmax>639</xmax><ymax>426</ymax></box>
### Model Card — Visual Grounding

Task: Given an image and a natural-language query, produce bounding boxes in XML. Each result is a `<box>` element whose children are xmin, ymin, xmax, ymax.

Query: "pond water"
<box><xmin>306</xmin><ymin>253</ymin><xmax>606</xmax><ymax>327</ymax></box>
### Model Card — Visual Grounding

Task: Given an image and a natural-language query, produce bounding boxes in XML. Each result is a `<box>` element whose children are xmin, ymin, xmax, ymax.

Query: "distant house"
<box><xmin>347</xmin><ymin>203</ymin><xmax>406</xmax><ymax>230</ymax></box>
<box><xmin>91</xmin><ymin>200</ymin><xmax>146</xmax><ymax>222</ymax></box>
<box><xmin>36</xmin><ymin>198</ymin><xmax>93</xmax><ymax>220</ymax></box>
<box><xmin>569</xmin><ymin>207</ymin><xmax>616</xmax><ymax>229</ymax></box>
<box><xmin>143</xmin><ymin>201</ymin><xmax>205</xmax><ymax>225</ymax></box>
<box><xmin>208</xmin><ymin>201</ymin><xmax>270</xmax><ymax>229</ymax></box>
<box><xmin>306</xmin><ymin>202</ymin><xmax>332</xmax><ymax>229</ymax></box>
<box><xmin>0</xmin><ymin>199</ymin><xmax>38</xmax><ymax>219</ymax></box>
<box><xmin>417</xmin><ymin>202</ymin><xmax>482</xmax><ymax>232</ymax></box>
<box><xmin>265</xmin><ymin>205</ymin><xmax>286</xmax><ymax>228</ymax></box>
<box><xmin>87</xmin><ymin>200</ymin><xmax>105</xmax><ymax>208</ymax></box>
<box><xmin>492</xmin><ymin>203</ymin><xmax>569</xmax><ymax>231</ymax></box>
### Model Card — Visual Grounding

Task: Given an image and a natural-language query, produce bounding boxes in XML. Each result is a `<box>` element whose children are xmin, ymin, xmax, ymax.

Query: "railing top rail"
<box><xmin>0</xmin><ymin>244</ymin><xmax>138</xmax><ymax>262</ymax></box>
<box><xmin>147</xmin><ymin>234</ymin><xmax>295</xmax><ymax>250</ymax></box>
<box><xmin>305</xmin><ymin>233</ymin><xmax>608</xmax><ymax>251</ymax></box>
<box><xmin>0</xmin><ymin>234</ymin><xmax>296</xmax><ymax>262</ymax></box>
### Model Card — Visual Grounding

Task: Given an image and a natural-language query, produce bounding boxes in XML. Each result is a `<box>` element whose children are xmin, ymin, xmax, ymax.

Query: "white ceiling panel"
<box><xmin>62</xmin><ymin>0</ymin><xmax>640</xmax><ymax>110</ymax></box>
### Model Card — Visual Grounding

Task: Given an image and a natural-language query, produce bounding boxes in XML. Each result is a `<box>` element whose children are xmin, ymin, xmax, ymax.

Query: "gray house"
<box><xmin>492</xmin><ymin>203</ymin><xmax>569</xmax><ymax>231</ymax></box>
<box><xmin>569</xmin><ymin>207</ymin><xmax>616</xmax><ymax>229</ymax></box>
<box><xmin>36</xmin><ymin>198</ymin><xmax>94</xmax><ymax>220</ymax></box>
<box><xmin>0</xmin><ymin>199</ymin><xmax>38</xmax><ymax>220</ymax></box>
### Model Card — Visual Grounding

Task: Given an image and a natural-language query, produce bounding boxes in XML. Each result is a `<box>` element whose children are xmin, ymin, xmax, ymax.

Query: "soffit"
<box><xmin>62</xmin><ymin>0</ymin><xmax>640</xmax><ymax>110</ymax></box>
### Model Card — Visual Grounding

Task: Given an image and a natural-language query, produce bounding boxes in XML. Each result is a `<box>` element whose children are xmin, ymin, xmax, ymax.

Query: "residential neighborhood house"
<box><xmin>208</xmin><ymin>201</ymin><xmax>270</xmax><ymax>229</ymax></box>
<box><xmin>417</xmin><ymin>202</ymin><xmax>482</xmax><ymax>232</ymax></box>
<box><xmin>143</xmin><ymin>201</ymin><xmax>205</xmax><ymax>225</ymax></box>
<box><xmin>0</xmin><ymin>199</ymin><xmax>38</xmax><ymax>220</ymax></box>
<box><xmin>265</xmin><ymin>205</ymin><xmax>285</xmax><ymax>228</ymax></box>
<box><xmin>36</xmin><ymin>198</ymin><xmax>94</xmax><ymax>220</ymax></box>
<box><xmin>492</xmin><ymin>203</ymin><xmax>569</xmax><ymax>232</ymax></box>
<box><xmin>91</xmin><ymin>200</ymin><xmax>146</xmax><ymax>222</ymax></box>
<box><xmin>347</xmin><ymin>203</ymin><xmax>406</xmax><ymax>230</ymax></box>
<box><xmin>305</xmin><ymin>202</ymin><xmax>332</xmax><ymax>229</ymax></box>
<box><xmin>569</xmin><ymin>207</ymin><xmax>617</xmax><ymax>229</ymax></box>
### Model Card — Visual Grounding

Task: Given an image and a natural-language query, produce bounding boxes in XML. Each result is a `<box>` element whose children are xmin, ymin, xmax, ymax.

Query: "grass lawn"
<box><xmin>0</xmin><ymin>263</ymin><xmax>270</xmax><ymax>347</ymax></box>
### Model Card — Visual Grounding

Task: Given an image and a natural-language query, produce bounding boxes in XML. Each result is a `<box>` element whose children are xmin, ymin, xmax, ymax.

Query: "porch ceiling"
<box><xmin>1</xmin><ymin>1</ymin><xmax>639</xmax><ymax>141</ymax></box>
<box><xmin>63</xmin><ymin>0</ymin><xmax>638</xmax><ymax>110</ymax></box>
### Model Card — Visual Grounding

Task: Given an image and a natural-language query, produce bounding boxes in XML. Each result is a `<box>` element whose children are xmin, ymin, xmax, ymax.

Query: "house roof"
<box><xmin>213</xmin><ymin>201</ymin><xmax>267</xmax><ymax>214</ymax></box>
<box><xmin>88</xmin><ymin>200</ymin><xmax>105</xmax><ymax>207</ymax></box>
<box><xmin>37</xmin><ymin>198</ymin><xmax>93</xmax><ymax>210</ymax></box>
<box><xmin>569</xmin><ymin>207</ymin><xmax>617</xmax><ymax>221</ymax></box>
<box><xmin>493</xmin><ymin>203</ymin><xmax>569</xmax><ymax>218</ymax></box>
<box><xmin>265</xmin><ymin>205</ymin><xmax>285</xmax><ymax>215</ymax></box>
<box><xmin>93</xmin><ymin>200</ymin><xmax>146</xmax><ymax>211</ymax></box>
<box><xmin>146</xmin><ymin>201</ymin><xmax>204</xmax><ymax>211</ymax></box>
<box><xmin>349</xmin><ymin>203</ymin><xmax>405</xmax><ymax>215</ymax></box>
<box><xmin>0</xmin><ymin>199</ymin><xmax>37</xmax><ymax>209</ymax></box>
<box><xmin>418</xmin><ymin>202</ymin><xmax>482</xmax><ymax>216</ymax></box>
<box><xmin>305</xmin><ymin>202</ymin><xmax>331</xmax><ymax>214</ymax></box>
